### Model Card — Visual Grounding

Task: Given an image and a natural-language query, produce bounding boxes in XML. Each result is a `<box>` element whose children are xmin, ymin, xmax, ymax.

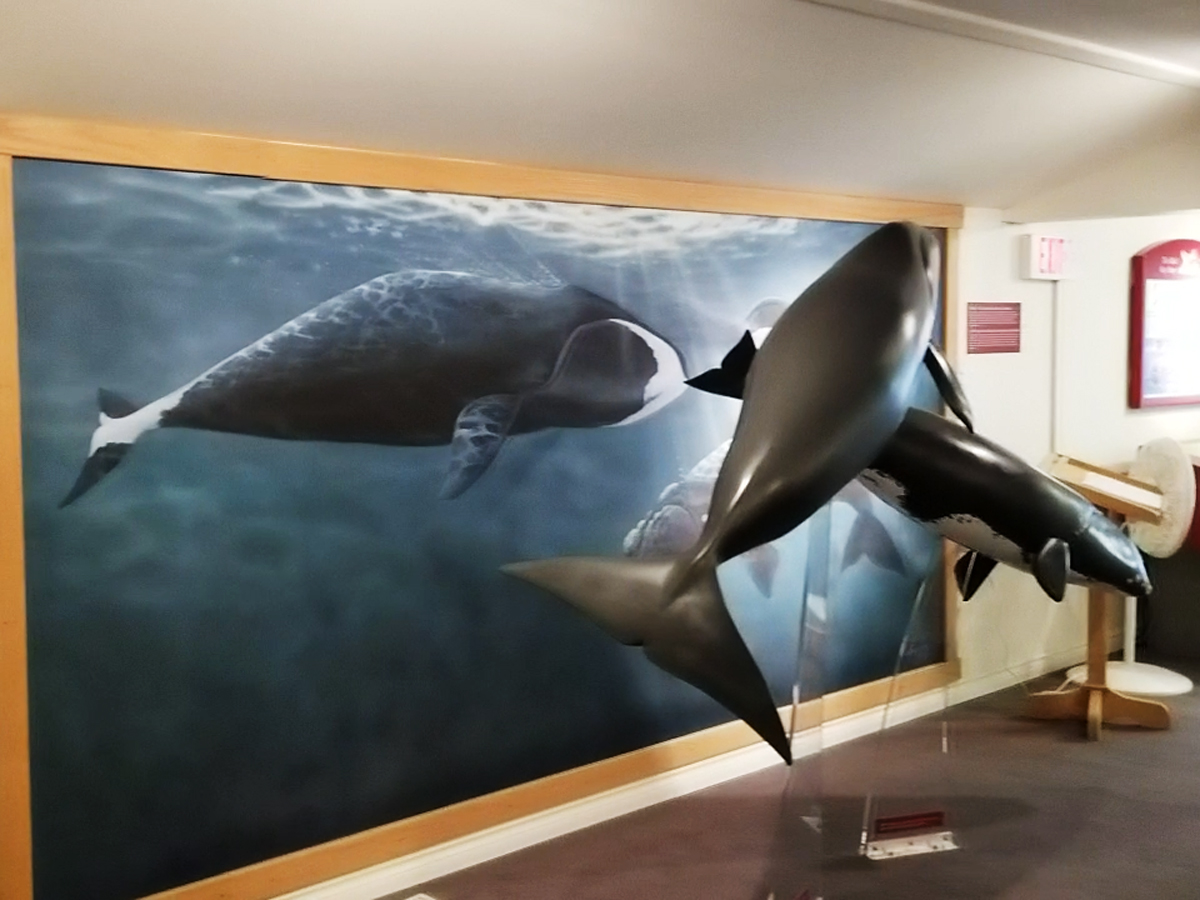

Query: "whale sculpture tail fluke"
<box><xmin>59</xmin><ymin>389</ymin><xmax>149</xmax><ymax>507</ymax></box>
<box><xmin>501</xmin><ymin>554</ymin><xmax>792</xmax><ymax>764</ymax></box>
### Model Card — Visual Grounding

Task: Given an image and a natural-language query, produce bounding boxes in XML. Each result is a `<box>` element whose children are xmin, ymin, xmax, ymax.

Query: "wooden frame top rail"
<box><xmin>0</xmin><ymin>114</ymin><xmax>963</xmax><ymax>228</ymax></box>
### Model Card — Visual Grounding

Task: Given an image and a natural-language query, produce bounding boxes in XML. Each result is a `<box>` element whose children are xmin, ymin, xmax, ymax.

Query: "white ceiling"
<box><xmin>926</xmin><ymin>0</ymin><xmax>1200</xmax><ymax>71</ymax></box>
<box><xmin>1</xmin><ymin>0</ymin><xmax>1198</xmax><ymax>216</ymax></box>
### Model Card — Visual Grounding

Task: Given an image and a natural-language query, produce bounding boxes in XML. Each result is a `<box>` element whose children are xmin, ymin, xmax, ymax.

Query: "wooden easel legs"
<box><xmin>1025</xmin><ymin>586</ymin><xmax>1170</xmax><ymax>739</ymax></box>
<box><xmin>1027</xmin><ymin>683</ymin><xmax>1170</xmax><ymax>738</ymax></box>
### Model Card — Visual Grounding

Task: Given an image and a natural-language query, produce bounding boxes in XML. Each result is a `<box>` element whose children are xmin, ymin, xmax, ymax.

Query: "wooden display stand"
<box><xmin>1026</xmin><ymin>585</ymin><xmax>1170</xmax><ymax>738</ymax></box>
<box><xmin>1026</xmin><ymin>457</ymin><xmax>1171</xmax><ymax>739</ymax></box>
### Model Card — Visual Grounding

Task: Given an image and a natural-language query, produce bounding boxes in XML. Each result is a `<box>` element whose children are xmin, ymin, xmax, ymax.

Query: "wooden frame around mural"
<box><xmin>0</xmin><ymin>113</ymin><xmax>963</xmax><ymax>900</ymax></box>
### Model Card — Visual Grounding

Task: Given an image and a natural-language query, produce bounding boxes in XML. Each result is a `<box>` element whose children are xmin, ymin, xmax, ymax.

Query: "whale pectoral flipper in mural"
<box><xmin>441</xmin><ymin>394</ymin><xmax>523</xmax><ymax>499</ymax></box>
<box><xmin>507</xmin><ymin>222</ymin><xmax>943</xmax><ymax>763</ymax></box>
<box><xmin>502</xmin><ymin>556</ymin><xmax>791</xmax><ymax>763</ymax></box>
<box><xmin>954</xmin><ymin>550</ymin><xmax>998</xmax><ymax>601</ymax></box>
<box><xmin>59</xmin><ymin>271</ymin><xmax>687</xmax><ymax>506</ymax></box>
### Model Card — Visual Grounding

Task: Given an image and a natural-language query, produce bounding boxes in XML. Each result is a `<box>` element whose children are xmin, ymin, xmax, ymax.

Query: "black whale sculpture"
<box><xmin>504</xmin><ymin>222</ymin><xmax>943</xmax><ymax>763</ymax></box>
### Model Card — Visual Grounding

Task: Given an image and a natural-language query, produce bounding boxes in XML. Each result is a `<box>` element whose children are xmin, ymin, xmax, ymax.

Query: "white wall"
<box><xmin>1053</xmin><ymin>211</ymin><xmax>1200</xmax><ymax>463</ymax></box>
<box><xmin>951</xmin><ymin>206</ymin><xmax>1200</xmax><ymax>683</ymax></box>
<box><xmin>1006</xmin><ymin>118</ymin><xmax>1200</xmax><ymax>224</ymax></box>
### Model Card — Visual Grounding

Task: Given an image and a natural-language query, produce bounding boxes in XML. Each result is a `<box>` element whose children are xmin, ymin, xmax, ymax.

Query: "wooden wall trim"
<box><xmin>0</xmin><ymin>153</ymin><xmax>34</xmax><ymax>900</ymax></box>
<box><xmin>0</xmin><ymin>114</ymin><xmax>963</xmax><ymax>228</ymax></box>
<box><xmin>145</xmin><ymin>660</ymin><xmax>957</xmax><ymax>900</ymax></box>
<box><xmin>941</xmin><ymin>227</ymin><xmax>963</xmax><ymax>669</ymax></box>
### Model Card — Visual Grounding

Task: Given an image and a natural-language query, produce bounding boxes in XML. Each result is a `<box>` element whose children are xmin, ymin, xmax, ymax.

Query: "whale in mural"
<box><xmin>623</xmin><ymin>440</ymin><xmax>907</xmax><ymax>596</ymax></box>
<box><xmin>60</xmin><ymin>270</ymin><xmax>687</xmax><ymax>506</ymax></box>
<box><xmin>858</xmin><ymin>407</ymin><xmax>1152</xmax><ymax>602</ymax></box>
<box><xmin>504</xmin><ymin>222</ymin><xmax>943</xmax><ymax>763</ymax></box>
<box><xmin>622</xmin><ymin>438</ymin><xmax>782</xmax><ymax>596</ymax></box>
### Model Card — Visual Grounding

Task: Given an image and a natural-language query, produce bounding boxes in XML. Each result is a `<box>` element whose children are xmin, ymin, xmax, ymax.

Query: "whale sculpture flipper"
<box><xmin>923</xmin><ymin>343</ymin><xmax>974</xmax><ymax>432</ymax></box>
<box><xmin>954</xmin><ymin>550</ymin><xmax>998</xmax><ymax>601</ymax></box>
<box><xmin>441</xmin><ymin>394</ymin><xmax>522</xmax><ymax>499</ymax></box>
<box><xmin>843</xmin><ymin>509</ymin><xmax>906</xmax><ymax>575</ymax></box>
<box><xmin>1033</xmin><ymin>538</ymin><xmax>1070</xmax><ymax>602</ymax></box>
<box><xmin>684</xmin><ymin>331</ymin><xmax>756</xmax><ymax>399</ymax></box>
<box><xmin>502</xmin><ymin>556</ymin><xmax>790</xmax><ymax>762</ymax></box>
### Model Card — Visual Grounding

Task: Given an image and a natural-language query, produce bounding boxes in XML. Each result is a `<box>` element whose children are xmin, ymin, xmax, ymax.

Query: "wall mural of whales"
<box><xmin>60</xmin><ymin>270</ymin><xmax>687</xmax><ymax>506</ymax></box>
<box><xmin>503</xmin><ymin>222</ymin><xmax>943</xmax><ymax>763</ymax></box>
<box><xmin>859</xmin><ymin>407</ymin><xmax>1152</xmax><ymax>602</ymax></box>
<box><xmin>622</xmin><ymin>439</ymin><xmax>907</xmax><ymax>597</ymax></box>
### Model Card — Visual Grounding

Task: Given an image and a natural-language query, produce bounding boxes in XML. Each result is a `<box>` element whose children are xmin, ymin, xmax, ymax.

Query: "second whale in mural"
<box><xmin>60</xmin><ymin>271</ymin><xmax>686</xmax><ymax>506</ymax></box>
<box><xmin>504</xmin><ymin>222</ymin><xmax>942</xmax><ymax>763</ymax></box>
<box><xmin>623</xmin><ymin>439</ymin><xmax>907</xmax><ymax>596</ymax></box>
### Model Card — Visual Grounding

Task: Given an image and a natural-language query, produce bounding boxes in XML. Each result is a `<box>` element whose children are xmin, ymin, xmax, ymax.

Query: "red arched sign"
<box><xmin>1128</xmin><ymin>238</ymin><xmax>1200</xmax><ymax>408</ymax></box>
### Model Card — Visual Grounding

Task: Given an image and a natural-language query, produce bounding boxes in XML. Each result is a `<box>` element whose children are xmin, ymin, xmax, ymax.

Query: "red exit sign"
<box><xmin>1021</xmin><ymin>234</ymin><xmax>1070</xmax><ymax>280</ymax></box>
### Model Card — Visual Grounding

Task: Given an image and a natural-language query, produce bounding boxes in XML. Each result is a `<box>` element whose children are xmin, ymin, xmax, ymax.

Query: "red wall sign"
<box><xmin>967</xmin><ymin>302</ymin><xmax>1020</xmax><ymax>354</ymax></box>
<box><xmin>1129</xmin><ymin>238</ymin><xmax>1200</xmax><ymax>408</ymax></box>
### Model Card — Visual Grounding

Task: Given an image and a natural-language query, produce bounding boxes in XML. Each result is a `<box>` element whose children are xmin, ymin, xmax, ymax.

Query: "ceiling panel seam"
<box><xmin>805</xmin><ymin>0</ymin><xmax>1200</xmax><ymax>89</ymax></box>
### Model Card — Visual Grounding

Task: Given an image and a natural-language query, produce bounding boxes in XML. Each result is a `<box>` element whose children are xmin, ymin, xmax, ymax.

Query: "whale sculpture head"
<box><xmin>1073</xmin><ymin>508</ymin><xmax>1153</xmax><ymax>599</ymax></box>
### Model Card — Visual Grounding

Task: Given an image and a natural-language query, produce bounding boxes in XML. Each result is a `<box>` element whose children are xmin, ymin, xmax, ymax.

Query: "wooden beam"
<box><xmin>0</xmin><ymin>153</ymin><xmax>33</xmax><ymax>900</ymax></box>
<box><xmin>0</xmin><ymin>114</ymin><xmax>963</xmax><ymax>227</ymax></box>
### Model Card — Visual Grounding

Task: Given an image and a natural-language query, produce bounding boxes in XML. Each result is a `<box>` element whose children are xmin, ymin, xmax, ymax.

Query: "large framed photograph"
<box><xmin>0</xmin><ymin>116</ymin><xmax>962</xmax><ymax>900</ymax></box>
<box><xmin>1128</xmin><ymin>238</ymin><xmax>1200</xmax><ymax>408</ymax></box>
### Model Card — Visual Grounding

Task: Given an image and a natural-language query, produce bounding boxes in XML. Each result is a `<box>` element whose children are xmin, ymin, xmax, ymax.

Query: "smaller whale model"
<box><xmin>505</xmin><ymin>222</ymin><xmax>943</xmax><ymax>763</ymax></box>
<box><xmin>60</xmin><ymin>271</ymin><xmax>686</xmax><ymax>506</ymax></box>
<box><xmin>858</xmin><ymin>407</ymin><xmax>1152</xmax><ymax>602</ymax></box>
<box><xmin>623</xmin><ymin>440</ymin><xmax>907</xmax><ymax>595</ymax></box>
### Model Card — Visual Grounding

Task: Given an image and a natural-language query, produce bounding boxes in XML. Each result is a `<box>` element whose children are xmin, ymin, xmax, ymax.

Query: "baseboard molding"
<box><xmin>278</xmin><ymin>645</ymin><xmax>1086</xmax><ymax>900</ymax></box>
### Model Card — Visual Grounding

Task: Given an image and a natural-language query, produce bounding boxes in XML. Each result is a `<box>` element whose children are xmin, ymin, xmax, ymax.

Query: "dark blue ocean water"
<box><xmin>14</xmin><ymin>159</ymin><xmax>942</xmax><ymax>900</ymax></box>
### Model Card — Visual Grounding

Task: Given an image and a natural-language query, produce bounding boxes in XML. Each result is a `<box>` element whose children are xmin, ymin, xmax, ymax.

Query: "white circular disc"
<box><xmin>1065</xmin><ymin>661</ymin><xmax>1194</xmax><ymax>696</ymax></box>
<box><xmin>1127</xmin><ymin>438</ymin><xmax>1196</xmax><ymax>558</ymax></box>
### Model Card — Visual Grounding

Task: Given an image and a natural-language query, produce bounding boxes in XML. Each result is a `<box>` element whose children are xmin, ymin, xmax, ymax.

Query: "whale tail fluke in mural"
<box><xmin>59</xmin><ymin>389</ymin><xmax>150</xmax><ymax>507</ymax></box>
<box><xmin>842</xmin><ymin>506</ymin><xmax>907</xmax><ymax>576</ymax></box>
<box><xmin>744</xmin><ymin>545</ymin><xmax>780</xmax><ymax>596</ymax></box>
<box><xmin>501</xmin><ymin>554</ymin><xmax>792</xmax><ymax>764</ymax></box>
<box><xmin>684</xmin><ymin>330</ymin><xmax>756</xmax><ymax>399</ymax></box>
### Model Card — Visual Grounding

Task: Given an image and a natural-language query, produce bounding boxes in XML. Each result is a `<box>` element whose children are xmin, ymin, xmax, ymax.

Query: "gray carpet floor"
<box><xmin>396</xmin><ymin>659</ymin><xmax>1200</xmax><ymax>899</ymax></box>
